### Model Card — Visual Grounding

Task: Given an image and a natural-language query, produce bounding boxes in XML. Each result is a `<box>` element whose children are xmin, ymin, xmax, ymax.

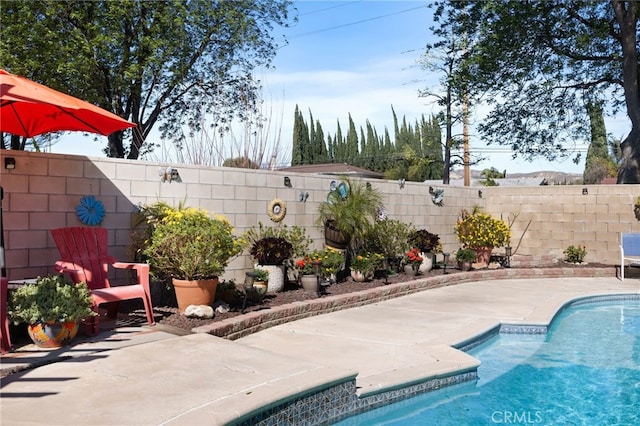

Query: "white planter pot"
<box><xmin>419</xmin><ymin>252</ymin><xmax>433</xmax><ymax>273</ymax></box>
<box><xmin>256</xmin><ymin>265</ymin><xmax>285</xmax><ymax>293</ymax></box>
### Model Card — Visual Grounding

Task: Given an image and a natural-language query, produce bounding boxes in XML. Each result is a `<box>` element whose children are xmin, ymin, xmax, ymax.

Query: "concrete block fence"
<box><xmin>1</xmin><ymin>150</ymin><xmax>639</xmax><ymax>283</ymax></box>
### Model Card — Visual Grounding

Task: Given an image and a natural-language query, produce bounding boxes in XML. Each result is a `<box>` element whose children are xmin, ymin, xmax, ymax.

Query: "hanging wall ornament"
<box><xmin>267</xmin><ymin>198</ymin><xmax>287</xmax><ymax>222</ymax></box>
<box><xmin>76</xmin><ymin>195</ymin><xmax>105</xmax><ymax>225</ymax></box>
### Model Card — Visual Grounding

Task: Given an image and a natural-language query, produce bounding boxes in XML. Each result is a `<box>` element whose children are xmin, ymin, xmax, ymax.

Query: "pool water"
<box><xmin>335</xmin><ymin>300</ymin><xmax>640</xmax><ymax>425</ymax></box>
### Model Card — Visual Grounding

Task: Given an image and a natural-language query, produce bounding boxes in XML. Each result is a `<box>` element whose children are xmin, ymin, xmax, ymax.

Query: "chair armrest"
<box><xmin>112</xmin><ymin>262</ymin><xmax>151</xmax><ymax>292</ymax></box>
<box><xmin>54</xmin><ymin>261</ymin><xmax>89</xmax><ymax>283</ymax></box>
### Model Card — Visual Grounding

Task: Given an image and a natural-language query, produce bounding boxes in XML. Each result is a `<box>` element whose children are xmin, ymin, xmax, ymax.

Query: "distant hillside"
<box><xmin>449</xmin><ymin>169</ymin><xmax>582</xmax><ymax>185</ymax></box>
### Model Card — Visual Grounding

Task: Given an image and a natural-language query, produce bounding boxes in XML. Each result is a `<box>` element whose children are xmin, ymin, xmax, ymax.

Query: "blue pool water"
<box><xmin>336</xmin><ymin>299</ymin><xmax>640</xmax><ymax>425</ymax></box>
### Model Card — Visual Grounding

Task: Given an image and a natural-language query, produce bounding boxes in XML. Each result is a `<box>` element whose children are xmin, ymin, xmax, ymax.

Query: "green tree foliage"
<box><xmin>290</xmin><ymin>106</ymin><xmax>443</xmax><ymax>181</ymax></box>
<box><xmin>433</xmin><ymin>1</ymin><xmax>639</xmax><ymax>182</ymax></box>
<box><xmin>0</xmin><ymin>0</ymin><xmax>293</xmax><ymax>159</ymax></box>
<box><xmin>584</xmin><ymin>102</ymin><xmax>618</xmax><ymax>183</ymax></box>
<box><xmin>479</xmin><ymin>167</ymin><xmax>506</xmax><ymax>186</ymax></box>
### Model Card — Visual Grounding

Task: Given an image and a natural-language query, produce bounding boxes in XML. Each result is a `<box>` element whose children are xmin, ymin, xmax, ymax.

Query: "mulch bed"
<box><xmin>124</xmin><ymin>262</ymin><xmax>617</xmax><ymax>335</ymax></box>
<box><xmin>144</xmin><ymin>268</ymin><xmax>445</xmax><ymax>334</ymax></box>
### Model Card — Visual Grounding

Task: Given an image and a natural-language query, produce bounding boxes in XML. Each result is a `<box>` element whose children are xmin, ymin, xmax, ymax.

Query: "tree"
<box><xmin>0</xmin><ymin>0</ymin><xmax>293</xmax><ymax>159</ymax></box>
<box><xmin>421</xmin><ymin>5</ymin><xmax>474</xmax><ymax>184</ymax></box>
<box><xmin>584</xmin><ymin>102</ymin><xmax>618</xmax><ymax>183</ymax></box>
<box><xmin>479</xmin><ymin>167</ymin><xmax>506</xmax><ymax>186</ymax></box>
<box><xmin>434</xmin><ymin>1</ymin><xmax>639</xmax><ymax>182</ymax></box>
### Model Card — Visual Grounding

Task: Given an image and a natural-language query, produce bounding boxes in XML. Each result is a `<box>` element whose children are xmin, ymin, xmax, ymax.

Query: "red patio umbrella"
<box><xmin>0</xmin><ymin>69</ymin><xmax>135</xmax><ymax>138</ymax></box>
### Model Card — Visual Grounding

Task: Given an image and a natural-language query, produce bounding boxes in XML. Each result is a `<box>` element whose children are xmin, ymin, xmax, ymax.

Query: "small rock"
<box><xmin>184</xmin><ymin>305</ymin><xmax>214</xmax><ymax>319</ymax></box>
<box><xmin>212</xmin><ymin>301</ymin><xmax>230</xmax><ymax>314</ymax></box>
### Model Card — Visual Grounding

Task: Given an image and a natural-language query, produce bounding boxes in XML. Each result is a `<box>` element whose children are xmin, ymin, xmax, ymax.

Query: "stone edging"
<box><xmin>192</xmin><ymin>267</ymin><xmax>616</xmax><ymax>340</ymax></box>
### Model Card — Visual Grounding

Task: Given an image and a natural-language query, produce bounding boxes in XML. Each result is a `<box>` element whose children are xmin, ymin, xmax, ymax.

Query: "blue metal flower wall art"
<box><xmin>429</xmin><ymin>186</ymin><xmax>445</xmax><ymax>207</ymax></box>
<box><xmin>76</xmin><ymin>195</ymin><xmax>105</xmax><ymax>225</ymax></box>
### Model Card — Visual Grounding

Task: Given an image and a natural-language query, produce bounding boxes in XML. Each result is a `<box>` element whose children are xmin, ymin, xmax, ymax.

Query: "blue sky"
<box><xmin>51</xmin><ymin>0</ymin><xmax>631</xmax><ymax>175</ymax></box>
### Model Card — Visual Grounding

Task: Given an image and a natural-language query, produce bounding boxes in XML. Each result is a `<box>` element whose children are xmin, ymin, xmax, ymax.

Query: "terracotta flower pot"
<box><xmin>172</xmin><ymin>278</ymin><xmax>219</xmax><ymax>313</ymax></box>
<box><xmin>472</xmin><ymin>246</ymin><xmax>493</xmax><ymax>266</ymax></box>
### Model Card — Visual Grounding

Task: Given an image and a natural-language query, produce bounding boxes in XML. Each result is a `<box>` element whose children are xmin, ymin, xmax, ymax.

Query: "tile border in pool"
<box><xmin>230</xmin><ymin>290</ymin><xmax>639</xmax><ymax>425</ymax></box>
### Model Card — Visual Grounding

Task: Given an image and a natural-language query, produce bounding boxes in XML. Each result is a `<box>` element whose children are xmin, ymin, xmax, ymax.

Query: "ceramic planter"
<box><xmin>172</xmin><ymin>277</ymin><xmax>219</xmax><ymax>313</ymax></box>
<box><xmin>300</xmin><ymin>274</ymin><xmax>318</xmax><ymax>292</ymax></box>
<box><xmin>419</xmin><ymin>252</ymin><xmax>433</xmax><ymax>273</ymax></box>
<box><xmin>404</xmin><ymin>265</ymin><xmax>420</xmax><ymax>276</ymax></box>
<box><xmin>350</xmin><ymin>270</ymin><xmax>372</xmax><ymax>282</ymax></box>
<box><xmin>256</xmin><ymin>265</ymin><xmax>285</xmax><ymax>292</ymax></box>
<box><xmin>27</xmin><ymin>321</ymin><xmax>79</xmax><ymax>348</ymax></box>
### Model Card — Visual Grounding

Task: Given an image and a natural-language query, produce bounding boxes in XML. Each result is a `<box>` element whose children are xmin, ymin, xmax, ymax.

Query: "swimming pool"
<box><xmin>335</xmin><ymin>299</ymin><xmax>640</xmax><ymax>425</ymax></box>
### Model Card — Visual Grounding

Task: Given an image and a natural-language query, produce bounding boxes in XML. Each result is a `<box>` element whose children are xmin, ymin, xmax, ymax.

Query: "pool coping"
<box><xmin>219</xmin><ymin>268</ymin><xmax>638</xmax><ymax>425</ymax></box>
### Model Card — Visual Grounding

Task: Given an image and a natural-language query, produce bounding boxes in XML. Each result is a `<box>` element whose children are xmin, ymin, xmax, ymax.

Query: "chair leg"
<box><xmin>141</xmin><ymin>292</ymin><xmax>155</xmax><ymax>326</ymax></box>
<box><xmin>106</xmin><ymin>302</ymin><xmax>119</xmax><ymax>319</ymax></box>
<box><xmin>84</xmin><ymin>307</ymin><xmax>100</xmax><ymax>336</ymax></box>
<box><xmin>1</xmin><ymin>277</ymin><xmax>11</xmax><ymax>353</ymax></box>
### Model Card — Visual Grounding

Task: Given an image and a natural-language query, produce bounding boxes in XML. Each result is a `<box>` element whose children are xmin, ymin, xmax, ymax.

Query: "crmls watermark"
<box><xmin>491</xmin><ymin>410</ymin><xmax>543</xmax><ymax>424</ymax></box>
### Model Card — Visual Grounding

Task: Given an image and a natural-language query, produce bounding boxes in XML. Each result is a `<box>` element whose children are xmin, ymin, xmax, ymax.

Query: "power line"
<box><xmin>288</xmin><ymin>4</ymin><xmax>428</xmax><ymax>39</ymax></box>
<box><xmin>298</xmin><ymin>1</ymin><xmax>363</xmax><ymax>17</ymax></box>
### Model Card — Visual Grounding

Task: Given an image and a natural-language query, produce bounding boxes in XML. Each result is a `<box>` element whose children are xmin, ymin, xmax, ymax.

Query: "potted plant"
<box><xmin>454</xmin><ymin>206</ymin><xmax>511</xmax><ymax>266</ymax></box>
<box><xmin>315</xmin><ymin>248</ymin><xmax>345</xmax><ymax>283</ymax></box>
<box><xmin>8</xmin><ymin>275</ymin><xmax>95</xmax><ymax>347</ymax></box>
<box><xmin>251</xmin><ymin>268</ymin><xmax>269</xmax><ymax>297</ymax></box>
<box><xmin>455</xmin><ymin>248</ymin><xmax>477</xmax><ymax>271</ymax></box>
<box><xmin>408</xmin><ymin>229</ymin><xmax>440</xmax><ymax>272</ymax></box>
<box><xmin>317</xmin><ymin>176</ymin><xmax>384</xmax><ymax>255</ymax></box>
<box><xmin>295</xmin><ymin>255</ymin><xmax>319</xmax><ymax>291</ymax></box>
<box><xmin>349</xmin><ymin>252</ymin><xmax>383</xmax><ymax>282</ymax></box>
<box><xmin>143</xmin><ymin>206</ymin><xmax>242</xmax><ymax>313</ymax></box>
<box><xmin>250</xmin><ymin>236</ymin><xmax>294</xmax><ymax>293</ymax></box>
<box><xmin>402</xmin><ymin>247</ymin><xmax>424</xmax><ymax>276</ymax></box>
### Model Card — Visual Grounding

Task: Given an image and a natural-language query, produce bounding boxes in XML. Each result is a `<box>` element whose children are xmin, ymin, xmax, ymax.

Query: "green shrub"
<box><xmin>363</xmin><ymin>219</ymin><xmax>414</xmax><ymax>259</ymax></box>
<box><xmin>564</xmin><ymin>245</ymin><xmax>587</xmax><ymax>263</ymax></box>
<box><xmin>8</xmin><ymin>275</ymin><xmax>95</xmax><ymax>324</ymax></box>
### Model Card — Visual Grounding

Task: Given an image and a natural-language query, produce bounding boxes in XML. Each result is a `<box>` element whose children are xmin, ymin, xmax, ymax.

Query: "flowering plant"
<box><xmin>454</xmin><ymin>207</ymin><xmax>511</xmax><ymax>248</ymax></box>
<box><xmin>295</xmin><ymin>256</ymin><xmax>318</xmax><ymax>275</ymax></box>
<box><xmin>143</xmin><ymin>207</ymin><xmax>242</xmax><ymax>280</ymax></box>
<box><xmin>315</xmin><ymin>248</ymin><xmax>345</xmax><ymax>276</ymax></box>
<box><xmin>350</xmin><ymin>252</ymin><xmax>383</xmax><ymax>274</ymax></box>
<box><xmin>403</xmin><ymin>247</ymin><xmax>423</xmax><ymax>268</ymax></box>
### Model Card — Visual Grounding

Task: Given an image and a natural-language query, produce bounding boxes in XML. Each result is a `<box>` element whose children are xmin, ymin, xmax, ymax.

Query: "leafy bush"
<box><xmin>242</xmin><ymin>222</ymin><xmax>312</xmax><ymax>259</ymax></box>
<box><xmin>250</xmin><ymin>237</ymin><xmax>294</xmax><ymax>265</ymax></box>
<box><xmin>454</xmin><ymin>206</ymin><xmax>511</xmax><ymax>248</ymax></box>
<box><xmin>564</xmin><ymin>245</ymin><xmax>587</xmax><ymax>263</ymax></box>
<box><xmin>455</xmin><ymin>248</ymin><xmax>477</xmax><ymax>262</ymax></box>
<box><xmin>363</xmin><ymin>219</ymin><xmax>413</xmax><ymax>259</ymax></box>
<box><xmin>143</xmin><ymin>207</ymin><xmax>242</xmax><ymax>280</ymax></box>
<box><xmin>8</xmin><ymin>275</ymin><xmax>95</xmax><ymax>324</ymax></box>
<box><xmin>408</xmin><ymin>229</ymin><xmax>441</xmax><ymax>253</ymax></box>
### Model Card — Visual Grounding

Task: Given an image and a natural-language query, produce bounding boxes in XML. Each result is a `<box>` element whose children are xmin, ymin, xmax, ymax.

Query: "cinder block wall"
<box><xmin>483</xmin><ymin>184</ymin><xmax>640</xmax><ymax>263</ymax></box>
<box><xmin>1</xmin><ymin>150</ymin><xmax>638</xmax><ymax>283</ymax></box>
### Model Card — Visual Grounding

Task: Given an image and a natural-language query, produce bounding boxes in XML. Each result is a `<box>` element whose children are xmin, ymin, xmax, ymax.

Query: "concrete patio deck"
<box><xmin>1</xmin><ymin>275</ymin><xmax>638</xmax><ymax>425</ymax></box>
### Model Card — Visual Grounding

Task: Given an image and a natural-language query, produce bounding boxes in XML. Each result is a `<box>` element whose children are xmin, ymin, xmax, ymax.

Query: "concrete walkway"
<box><xmin>1</xmin><ymin>276</ymin><xmax>638</xmax><ymax>425</ymax></box>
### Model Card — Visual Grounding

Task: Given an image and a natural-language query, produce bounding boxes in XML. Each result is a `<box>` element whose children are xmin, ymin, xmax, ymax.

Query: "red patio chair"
<box><xmin>1</xmin><ymin>276</ymin><xmax>11</xmax><ymax>353</ymax></box>
<box><xmin>51</xmin><ymin>227</ymin><xmax>155</xmax><ymax>335</ymax></box>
